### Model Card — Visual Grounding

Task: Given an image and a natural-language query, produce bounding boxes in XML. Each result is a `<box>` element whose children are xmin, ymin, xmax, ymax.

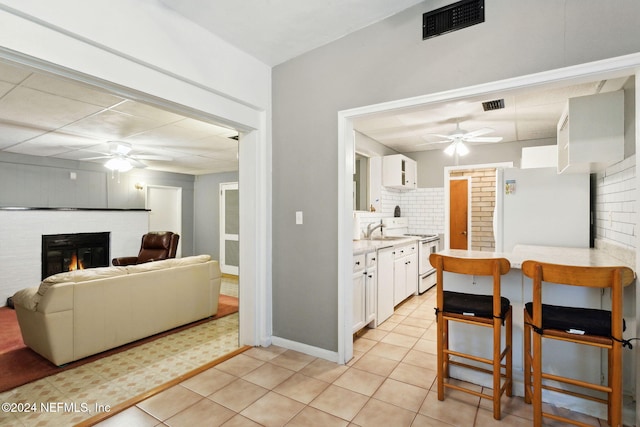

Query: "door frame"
<box><xmin>338</xmin><ymin>53</ymin><xmax>640</xmax><ymax>365</ymax></box>
<box><xmin>220</xmin><ymin>182</ymin><xmax>239</xmax><ymax>275</ymax></box>
<box><xmin>443</xmin><ymin>163</ymin><xmax>512</xmax><ymax>251</ymax></box>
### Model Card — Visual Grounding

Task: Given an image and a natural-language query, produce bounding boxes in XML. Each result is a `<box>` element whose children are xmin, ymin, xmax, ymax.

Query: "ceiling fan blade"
<box><xmin>463</xmin><ymin>127</ymin><xmax>495</xmax><ymax>138</ymax></box>
<box><xmin>128</xmin><ymin>158</ymin><xmax>148</xmax><ymax>169</ymax></box>
<box><xmin>425</xmin><ymin>133</ymin><xmax>453</xmax><ymax>139</ymax></box>
<box><xmin>416</xmin><ymin>139</ymin><xmax>451</xmax><ymax>146</ymax></box>
<box><xmin>465</xmin><ymin>136</ymin><xmax>504</xmax><ymax>143</ymax></box>
<box><xmin>80</xmin><ymin>155</ymin><xmax>112</xmax><ymax>160</ymax></box>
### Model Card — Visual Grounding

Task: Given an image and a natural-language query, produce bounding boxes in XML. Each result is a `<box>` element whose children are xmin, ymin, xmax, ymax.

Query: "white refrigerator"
<box><xmin>495</xmin><ymin>167</ymin><xmax>590</xmax><ymax>253</ymax></box>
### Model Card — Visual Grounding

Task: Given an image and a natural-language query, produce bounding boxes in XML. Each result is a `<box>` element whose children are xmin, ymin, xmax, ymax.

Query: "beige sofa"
<box><xmin>12</xmin><ymin>255</ymin><xmax>221</xmax><ymax>366</ymax></box>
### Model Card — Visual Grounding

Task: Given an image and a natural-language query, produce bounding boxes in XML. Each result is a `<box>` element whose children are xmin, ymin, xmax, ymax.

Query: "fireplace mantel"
<box><xmin>0</xmin><ymin>209</ymin><xmax>149</xmax><ymax>306</ymax></box>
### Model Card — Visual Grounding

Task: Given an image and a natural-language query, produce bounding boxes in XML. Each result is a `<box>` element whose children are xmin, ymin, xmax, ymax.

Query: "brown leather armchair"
<box><xmin>112</xmin><ymin>231</ymin><xmax>180</xmax><ymax>266</ymax></box>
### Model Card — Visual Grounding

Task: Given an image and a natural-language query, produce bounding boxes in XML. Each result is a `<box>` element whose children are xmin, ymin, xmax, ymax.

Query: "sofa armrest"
<box><xmin>12</xmin><ymin>287</ymin><xmax>40</xmax><ymax>311</ymax></box>
<box><xmin>112</xmin><ymin>256</ymin><xmax>138</xmax><ymax>266</ymax></box>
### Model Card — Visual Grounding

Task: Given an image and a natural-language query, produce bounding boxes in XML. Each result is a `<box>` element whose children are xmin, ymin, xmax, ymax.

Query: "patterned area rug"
<box><xmin>0</xmin><ymin>294</ymin><xmax>238</xmax><ymax>392</ymax></box>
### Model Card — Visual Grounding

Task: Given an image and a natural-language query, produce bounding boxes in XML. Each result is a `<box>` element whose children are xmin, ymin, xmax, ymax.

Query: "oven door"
<box><xmin>419</xmin><ymin>239</ymin><xmax>438</xmax><ymax>275</ymax></box>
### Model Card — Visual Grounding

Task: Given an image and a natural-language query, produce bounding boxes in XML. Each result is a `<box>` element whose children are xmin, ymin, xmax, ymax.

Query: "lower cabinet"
<box><xmin>376</xmin><ymin>246</ymin><xmax>395</xmax><ymax>326</ymax></box>
<box><xmin>393</xmin><ymin>243</ymin><xmax>418</xmax><ymax>306</ymax></box>
<box><xmin>353</xmin><ymin>251</ymin><xmax>377</xmax><ymax>333</ymax></box>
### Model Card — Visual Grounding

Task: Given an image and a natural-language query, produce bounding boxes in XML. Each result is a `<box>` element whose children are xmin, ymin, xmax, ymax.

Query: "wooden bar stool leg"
<box><xmin>493</xmin><ymin>316</ymin><xmax>501</xmax><ymax>420</ymax></box>
<box><xmin>532</xmin><ymin>328</ymin><xmax>543</xmax><ymax>427</ymax></box>
<box><xmin>437</xmin><ymin>311</ymin><xmax>445</xmax><ymax>401</ymax></box>
<box><xmin>506</xmin><ymin>309</ymin><xmax>513</xmax><ymax>397</ymax></box>
<box><xmin>611</xmin><ymin>341</ymin><xmax>622</xmax><ymax>427</ymax></box>
<box><xmin>523</xmin><ymin>313</ymin><xmax>532</xmax><ymax>404</ymax></box>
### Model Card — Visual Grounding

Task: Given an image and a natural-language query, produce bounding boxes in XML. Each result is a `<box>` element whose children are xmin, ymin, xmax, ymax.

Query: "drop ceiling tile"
<box><xmin>61</xmin><ymin>109</ymin><xmax>164</xmax><ymax>140</ymax></box>
<box><xmin>0</xmin><ymin>62</ymin><xmax>32</xmax><ymax>84</ymax></box>
<box><xmin>173</xmin><ymin>117</ymin><xmax>238</xmax><ymax>138</ymax></box>
<box><xmin>0</xmin><ymin>120</ymin><xmax>48</xmax><ymax>148</ymax></box>
<box><xmin>112</xmin><ymin>100</ymin><xmax>187</xmax><ymax>124</ymax></box>
<box><xmin>0</xmin><ymin>81</ymin><xmax>14</xmax><ymax>98</ymax></box>
<box><xmin>22</xmin><ymin>73</ymin><xmax>124</xmax><ymax>107</ymax></box>
<box><xmin>0</xmin><ymin>86</ymin><xmax>105</xmax><ymax>130</ymax></box>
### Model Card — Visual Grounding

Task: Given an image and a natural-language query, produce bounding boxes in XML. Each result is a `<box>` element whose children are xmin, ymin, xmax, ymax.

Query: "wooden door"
<box><xmin>450</xmin><ymin>179</ymin><xmax>468</xmax><ymax>250</ymax></box>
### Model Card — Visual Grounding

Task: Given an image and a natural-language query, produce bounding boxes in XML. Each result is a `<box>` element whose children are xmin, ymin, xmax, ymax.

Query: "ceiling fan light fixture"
<box><xmin>104</xmin><ymin>157</ymin><xmax>133</xmax><ymax>172</ymax></box>
<box><xmin>444</xmin><ymin>142</ymin><xmax>457</xmax><ymax>156</ymax></box>
<box><xmin>457</xmin><ymin>141</ymin><xmax>469</xmax><ymax>156</ymax></box>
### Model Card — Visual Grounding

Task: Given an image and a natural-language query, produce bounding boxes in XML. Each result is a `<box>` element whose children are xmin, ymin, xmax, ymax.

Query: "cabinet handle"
<box><xmin>355</xmin><ymin>261</ymin><xmax>360</xmax><ymax>265</ymax></box>
<box><xmin>368</xmin><ymin>275</ymin><xmax>373</xmax><ymax>278</ymax></box>
<box><xmin>372</xmin><ymin>258</ymin><xmax>376</xmax><ymax>261</ymax></box>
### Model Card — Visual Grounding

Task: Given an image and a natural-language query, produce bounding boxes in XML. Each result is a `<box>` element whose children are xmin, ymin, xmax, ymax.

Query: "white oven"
<box><xmin>418</xmin><ymin>236</ymin><xmax>439</xmax><ymax>293</ymax></box>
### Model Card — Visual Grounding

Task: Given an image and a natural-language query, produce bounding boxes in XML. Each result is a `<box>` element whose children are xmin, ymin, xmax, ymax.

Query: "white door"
<box><xmin>220</xmin><ymin>182</ymin><xmax>239</xmax><ymax>275</ymax></box>
<box><xmin>146</xmin><ymin>185</ymin><xmax>182</xmax><ymax>257</ymax></box>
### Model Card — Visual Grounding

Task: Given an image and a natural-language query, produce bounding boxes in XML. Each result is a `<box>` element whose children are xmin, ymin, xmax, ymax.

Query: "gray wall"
<box><xmin>272</xmin><ymin>0</ymin><xmax>640</xmax><ymax>352</ymax></box>
<box><xmin>194</xmin><ymin>172</ymin><xmax>239</xmax><ymax>259</ymax></box>
<box><xmin>0</xmin><ymin>152</ymin><xmax>197</xmax><ymax>256</ymax></box>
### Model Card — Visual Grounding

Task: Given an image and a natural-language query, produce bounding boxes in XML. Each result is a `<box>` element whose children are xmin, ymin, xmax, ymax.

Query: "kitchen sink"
<box><xmin>369</xmin><ymin>236</ymin><xmax>405</xmax><ymax>241</ymax></box>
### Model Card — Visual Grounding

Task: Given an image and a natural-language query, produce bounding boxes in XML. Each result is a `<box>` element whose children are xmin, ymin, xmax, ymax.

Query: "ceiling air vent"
<box><xmin>482</xmin><ymin>98</ymin><xmax>505</xmax><ymax>111</ymax></box>
<box><xmin>423</xmin><ymin>0</ymin><xmax>485</xmax><ymax>40</ymax></box>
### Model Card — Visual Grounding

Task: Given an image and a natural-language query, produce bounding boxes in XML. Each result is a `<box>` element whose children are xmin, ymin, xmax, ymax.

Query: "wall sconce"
<box><xmin>134</xmin><ymin>182</ymin><xmax>145</xmax><ymax>190</ymax></box>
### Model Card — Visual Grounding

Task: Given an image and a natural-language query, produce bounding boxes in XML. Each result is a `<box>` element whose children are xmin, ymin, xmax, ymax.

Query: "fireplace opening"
<box><xmin>42</xmin><ymin>232</ymin><xmax>110</xmax><ymax>280</ymax></box>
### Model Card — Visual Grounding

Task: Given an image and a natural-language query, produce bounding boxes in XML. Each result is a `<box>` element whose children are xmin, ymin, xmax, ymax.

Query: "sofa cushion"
<box><xmin>12</xmin><ymin>287</ymin><xmax>40</xmax><ymax>311</ymax></box>
<box><xmin>39</xmin><ymin>266</ymin><xmax>128</xmax><ymax>296</ymax></box>
<box><xmin>125</xmin><ymin>255</ymin><xmax>211</xmax><ymax>274</ymax></box>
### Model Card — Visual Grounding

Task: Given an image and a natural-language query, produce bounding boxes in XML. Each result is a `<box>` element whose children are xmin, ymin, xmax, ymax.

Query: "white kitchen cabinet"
<box><xmin>557</xmin><ymin>91</ymin><xmax>624</xmax><ymax>174</ymax></box>
<box><xmin>376</xmin><ymin>246</ymin><xmax>395</xmax><ymax>325</ymax></box>
<box><xmin>393</xmin><ymin>243</ymin><xmax>418</xmax><ymax>306</ymax></box>
<box><xmin>352</xmin><ymin>253</ymin><xmax>366</xmax><ymax>333</ymax></box>
<box><xmin>364</xmin><ymin>252</ymin><xmax>377</xmax><ymax>326</ymax></box>
<box><xmin>383</xmin><ymin>154</ymin><xmax>417</xmax><ymax>190</ymax></box>
<box><xmin>353</xmin><ymin>251</ymin><xmax>377</xmax><ymax>334</ymax></box>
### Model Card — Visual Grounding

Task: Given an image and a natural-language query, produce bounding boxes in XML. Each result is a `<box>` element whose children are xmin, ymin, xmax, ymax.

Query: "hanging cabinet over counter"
<box><xmin>557</xmin><ymin>91</ymin><xmax>624</xmax><ymax>174</ymax></box>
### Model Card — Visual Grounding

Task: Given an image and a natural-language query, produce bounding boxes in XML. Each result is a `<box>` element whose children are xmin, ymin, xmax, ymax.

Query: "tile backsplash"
<box><xmin>355</xmin><ymin>187</ymin><xmax>444</xmax><ymax>238</ymax></box>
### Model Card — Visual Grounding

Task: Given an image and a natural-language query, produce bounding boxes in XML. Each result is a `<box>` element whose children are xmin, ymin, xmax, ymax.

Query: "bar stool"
<box><xmin>430</xmin><ymin>253</ymin><xmax>513</xmax><ymax>420</ymax></box>
<box><xmin>522</xmin><ymin>260</ymin><xmax>635</xmax><ymax>427</ymax></box>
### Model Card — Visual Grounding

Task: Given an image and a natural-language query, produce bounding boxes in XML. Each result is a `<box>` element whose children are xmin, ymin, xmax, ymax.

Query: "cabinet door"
<box><xmin>404</xmin><ymin>158</ymin><xmax>417</xmax><ymax>189</ymax></box>
<box><xmin>404</xmin><ymin>253</ymin><xmax>418</xmax><ymax>299</ymax></box>
<box><xmin>376</xmin><ymin>247</ymin><xmax>395</xmax><ymax>325</ymax></box>
<box><xmin>353</xmin><ymin>271</ymin><xmax>366</xmax><ymax>333</ymax></box>
<box><xmin>365</xmin><ymin>267</ymin><xmax>377</xmax><ymax>325</ymax></box>
<box><xmin>394</xmin><ymin>256</ymin><xmax>407</xmax><ymax>306</ymax></box>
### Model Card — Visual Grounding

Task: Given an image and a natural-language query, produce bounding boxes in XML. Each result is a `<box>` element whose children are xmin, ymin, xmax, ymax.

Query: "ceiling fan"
<box><xmin>418</xmin><ymin>122</ymin><xmax>503</xmax><ymax>157</ymax></box>
<box><xmin>80</xmin><ymin>142</ymin><xmax>173</xmax><ymax>172</ymax></box>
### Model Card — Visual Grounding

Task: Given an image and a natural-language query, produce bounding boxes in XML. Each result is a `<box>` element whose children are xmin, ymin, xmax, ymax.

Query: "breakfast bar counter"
<box><xmin>435</xmin><ymin>244</ymin><xmax>636</xmax><ymax>420</ymax></box>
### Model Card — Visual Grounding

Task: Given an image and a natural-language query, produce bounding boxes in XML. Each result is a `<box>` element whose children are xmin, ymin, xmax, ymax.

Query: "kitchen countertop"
<box><xmin>353</xmin><ymin>236</ymin><xmax>419</xmax><ymax>255</ymax></box>
<box><xmin>438</xmin><ymin>244</ymin><xmax>635</xmax><ymax>270</ymax></box>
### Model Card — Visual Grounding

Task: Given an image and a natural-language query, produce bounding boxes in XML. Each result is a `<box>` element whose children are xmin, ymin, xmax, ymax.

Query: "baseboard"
<box><xmin>270</xmin><ymin>336</ymin><xmax>340</xmax><ymax>363</ymax></box>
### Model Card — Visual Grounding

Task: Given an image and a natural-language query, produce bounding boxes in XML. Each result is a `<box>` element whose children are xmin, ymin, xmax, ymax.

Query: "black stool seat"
<box><xmin>445</xmin><ymin>291</ymin><xmax>510</xmax><ymax>319</ymax></box>
<box><xmin>524</xmin><ymin>302</ymin><xmax>622</xmax><ymax>337</ymax></box>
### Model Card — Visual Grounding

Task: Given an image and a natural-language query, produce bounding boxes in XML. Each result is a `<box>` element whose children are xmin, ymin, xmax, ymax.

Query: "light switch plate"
<box><xmin>296</xmin><ymin>211</ymin><xmax>303</xmax><ymax>225</ymax></box>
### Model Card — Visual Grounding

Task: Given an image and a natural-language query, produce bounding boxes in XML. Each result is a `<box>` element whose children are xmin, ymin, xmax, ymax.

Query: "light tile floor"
<box><xmin>91</xmin><ymin>286</ymin><xmax>620</xmax><ymax>427</ymax></box>
<box><xmin>0</xmin><ymin>277</ymin><xmax>240</xmax><ymax>427</ymax></box>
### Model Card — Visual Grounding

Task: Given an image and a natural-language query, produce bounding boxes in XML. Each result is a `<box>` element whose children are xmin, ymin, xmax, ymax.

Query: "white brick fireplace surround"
<box><xmin>0</xmin><ymin>208</ymin><xmax>149</xmax><ymax>306</ymax></box>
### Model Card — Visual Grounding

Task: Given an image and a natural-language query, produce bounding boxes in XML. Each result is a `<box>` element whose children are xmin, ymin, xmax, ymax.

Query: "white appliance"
<box><xmin>382</xmin><ymin>217</ymin><xmax>439</xmax><ymax>294</ymax></box>
<box><xmin>496</xmin><ymin>167</ymin><xmax>590</xmax><ymax>252</ymax></box>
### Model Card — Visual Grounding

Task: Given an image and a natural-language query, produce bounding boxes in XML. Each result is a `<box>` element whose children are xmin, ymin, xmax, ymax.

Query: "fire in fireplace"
<box><xmin>41</xmin><ymin>232</ymin><xmax>110</xmax><ymax>280</ymax></box>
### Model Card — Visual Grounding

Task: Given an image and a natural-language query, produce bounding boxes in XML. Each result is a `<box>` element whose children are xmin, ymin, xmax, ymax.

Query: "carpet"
<box><xmin>0</xmin><ymin>294</ymin><xmax>238</xmax><ymax>393</ymax></box>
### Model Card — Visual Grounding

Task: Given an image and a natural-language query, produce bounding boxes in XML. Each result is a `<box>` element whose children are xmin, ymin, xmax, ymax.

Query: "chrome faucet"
<box><xmin>365</xmin><ymin>221</ymin><xmax>385</xmax><ymax>239</ymax></box>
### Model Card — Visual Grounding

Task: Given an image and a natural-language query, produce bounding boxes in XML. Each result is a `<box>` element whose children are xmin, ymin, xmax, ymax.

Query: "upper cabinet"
<box><xmin>383</xmin><ymin>154</ymin><xmax>417</xmax><ymax>190</ymax></box>
<box><xmin>557</xmin><ymin>91</ymin><xmax>624</xmax><ymax>174</ymax></box>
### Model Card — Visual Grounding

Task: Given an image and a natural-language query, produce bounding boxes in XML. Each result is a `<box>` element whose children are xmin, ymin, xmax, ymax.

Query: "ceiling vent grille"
<box><xmin>482</xmin><ymin>98</ymin><xmax>505</xmax><ymax>111</ymax></box>
<box><xmin>423</xmin><ymin>0</ymin><xmax>485</xmax><ymax>40</ymax></box>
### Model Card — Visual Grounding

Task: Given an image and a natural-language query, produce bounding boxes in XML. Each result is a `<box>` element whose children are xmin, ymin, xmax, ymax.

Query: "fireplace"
<box><xmin>42</xmin><ymin>232</ymin><xmax>110</xmax><ymax>280</ymax></box>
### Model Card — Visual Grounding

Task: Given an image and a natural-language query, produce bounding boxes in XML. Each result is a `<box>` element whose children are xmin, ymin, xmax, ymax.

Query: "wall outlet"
<box><xmin>296</xmin><ymin>211</ymin><xmax>303</xmax><ymax>225</ymax></box>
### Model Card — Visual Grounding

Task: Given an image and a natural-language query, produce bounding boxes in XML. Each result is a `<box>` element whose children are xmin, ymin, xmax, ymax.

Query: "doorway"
<box><xmin>220</xmin><ymin>182</ymin><xmax>239</xmax><ymax>275</ymax></box>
